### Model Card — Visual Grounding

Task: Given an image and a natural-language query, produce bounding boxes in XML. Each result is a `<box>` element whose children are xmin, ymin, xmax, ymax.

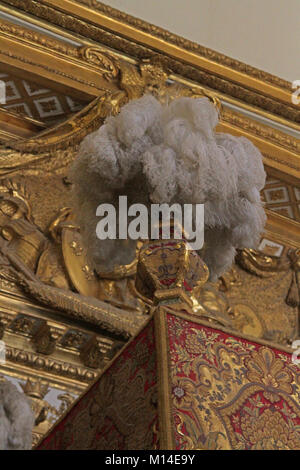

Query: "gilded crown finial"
<box><xmin>20</xmin><ymin>378</ymin><xmax>49</xmax><ymax>400</ymax></box>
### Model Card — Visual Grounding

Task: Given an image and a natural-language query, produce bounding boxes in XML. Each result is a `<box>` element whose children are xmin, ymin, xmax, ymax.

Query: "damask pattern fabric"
<box><xmin>167</xmin><ymin>313</ymin><xmax>300</xmax><ymax>450</ymax></box>
<box><xmin>37</xmin><ymin>322</ymin><xmax>158</xmax><ymax>450</ymax></box>
<box><xmin>37</xmin><ymin>310</ymin><xmax>300</xmax><ymax>450</ymax></box>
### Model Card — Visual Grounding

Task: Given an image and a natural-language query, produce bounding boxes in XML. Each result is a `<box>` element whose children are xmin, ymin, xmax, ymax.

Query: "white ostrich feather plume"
<box><xmin>0</xmin><ymin>381</ymin><xmax>34</xmax><ymax>450</ymax></box>
<box><xmin>70</xmin><ymin>95</ymin><xmax>266</xmax><ymax>280</ymax></box>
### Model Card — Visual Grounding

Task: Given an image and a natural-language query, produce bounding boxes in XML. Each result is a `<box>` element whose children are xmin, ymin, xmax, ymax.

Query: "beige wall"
<box><xmin>103</xmin><ymin>0</ymin><xmax>299</xmax><ymax>82</ymax></box>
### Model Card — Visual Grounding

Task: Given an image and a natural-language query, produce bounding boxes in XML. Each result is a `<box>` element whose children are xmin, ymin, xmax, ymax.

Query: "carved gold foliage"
<box><xmin>227</xmin><ymin>250</ymin><xmax>298</xmax><ymax>343</ymax></box>
<box><xmin>236</xmin><ymin>248</ymin><xmax>286</xmax><ymax>277</ymax></box>
<box><xmin>79</xmin><ymin>46</ymin><xmax>119</xmax><ymax>80</ymax></box>
<box><xmin>0</xmin><ymin>178</ymin><xmax>31</xmax><ymax>218</ymax></box>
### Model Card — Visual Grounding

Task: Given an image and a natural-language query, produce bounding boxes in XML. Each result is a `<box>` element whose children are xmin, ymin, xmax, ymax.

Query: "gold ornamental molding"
<box><xmin>0</xmin><ymin>108</ymin><xmax>45</xmax><ymax>142</ymax></box>
<box><xmin>76</xmin><ymin>0</ymin><xmax>291</xmax><ymax>93</ymax></box>
<box><xmin>265</xmin><ymin>210</ymin><xmax>300</xmax><ymax>249</ymax></box>
<box><xmin>1</xmin><ymin>0</ymin><xmax>299</xmax><ymax>126</ymax></box>
<box><xmin>221</xmin><ymin>109</ymin><xmax>300</xmax><ymax>155</ymax></box>
<box><xmin>0</xmin><ymin>17</ymin><xmax>121</xmax><ymax>100</ymax></box>
<box><xmin>0</xmin><ymin>2</ymin><xmax>299</xmax><ymax>136</ymax></box>
<box><xmin>218</xmin><ymin>109</ymin><xmax>300</xmax><ymax>181</ymax></box>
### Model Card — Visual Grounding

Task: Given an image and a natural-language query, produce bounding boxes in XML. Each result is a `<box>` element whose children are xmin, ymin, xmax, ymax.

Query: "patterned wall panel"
<box><xmin>262</xmin><ymin>175</ymin><xmax>300</xmax><ymax>222</ymax></box>
<box><xmin>0</xmin><ymin>72</ymin><xmax>87</xmax><ymax>125</ymax></box>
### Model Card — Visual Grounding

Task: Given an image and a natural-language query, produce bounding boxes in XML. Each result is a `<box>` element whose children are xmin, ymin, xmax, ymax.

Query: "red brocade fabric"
<box><xmin>37</xmin><ymin>310</ymin><xmax>300</xmax><ymax>450</ymax></box>
<box><xmin>37</xmin><ymin>321</ymin><xmax>158</xmax><ymax>450</ymax></box>
<box><xmin>166</xmin><ymin>313</ymin><xmax>300</xmax><ymax>450</ymax></box>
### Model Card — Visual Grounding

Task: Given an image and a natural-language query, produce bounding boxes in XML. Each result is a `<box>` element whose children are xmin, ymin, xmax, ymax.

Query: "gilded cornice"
<box><xmin>77</xmin><ymin>0</ymin><xmax>291</xmax><ymax>93</ymax></box>
<box><xmin>265</xmin><ymin>210</ymin><xmax>300</xmax><ymax>249</ymax></box>
<box><xmin>221</xmin><ymin>109</ymin><xmax>300</xmax><ymax>155</ymax></box>
<box><xmin>0</xmin><ymin>290</ymin><xmax>125</xmax><ymax>388</ymax></box>
<box><xmin>3</xmin><ymin>345</ymin><xmax>97</xmax><ymax>384</ymax></box>
<box><xmin>0</xmin><ymin>18</ymin><xmax>121</xmax><ymax>80</ymax></box>
<box><xmin>0</xmin><ymin>17</ymin><xmax>121</xmax><ymax>99</ymax></box>
<box><xmin>218</xmin><ymin>109</ymin><xmax>300</xmax><ymax>180</ymax></box>
<box><xmin>0</xmin><ymin>19</ymin><xmax>79</xmax><ymax>57</ymax></box>
<box><xmin>1</xmin><ymin>0</ymin><xmax>299</xmax><ymax>125</ymax></box>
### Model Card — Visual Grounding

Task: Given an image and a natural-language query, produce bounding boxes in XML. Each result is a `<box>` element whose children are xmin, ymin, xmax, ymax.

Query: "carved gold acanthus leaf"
<box><xmin>79</xmin><ymin>46</ymin><xmax>119</xmax><ymax>80</ymax></box>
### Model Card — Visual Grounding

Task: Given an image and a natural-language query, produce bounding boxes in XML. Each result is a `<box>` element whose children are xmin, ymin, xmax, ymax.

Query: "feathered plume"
<box><xmin>69</xmin><ymin>95</ymin><xmax>266</xmax><ymax>280</ymax></box>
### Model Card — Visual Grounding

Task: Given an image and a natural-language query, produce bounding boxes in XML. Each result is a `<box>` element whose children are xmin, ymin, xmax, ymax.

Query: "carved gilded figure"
<box><xmin>0</xmin><ymin>178</ymin><xmax>147</xmax><ymax>338</ymax></box>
